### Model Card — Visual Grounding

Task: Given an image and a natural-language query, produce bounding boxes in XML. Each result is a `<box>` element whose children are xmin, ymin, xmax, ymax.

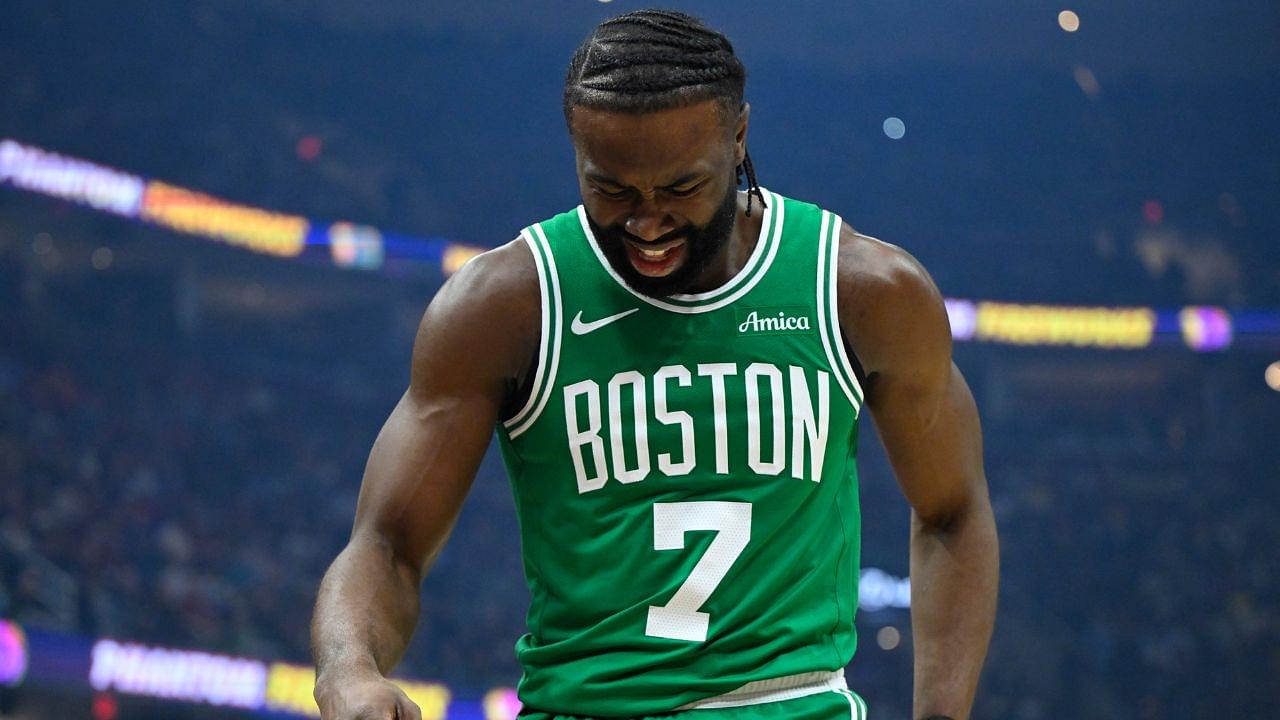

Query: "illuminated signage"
<box><xmin>398</xmin><ymin>679</ymin><xmax>451</xmax><ymax>719</ymax></box>
<box><xmin>264</xmin><ymin>662</ymin><xmax>450</xmax><ymax>720</ymax></box>
<box><xmin>973</xmin><ymin>302</ymin><xmax>1156</xmax><ymax>349</ymax></box>
<box><xmin>0</xmin><ymin>620</ymin><xmax>27</xmax><ymax>687</ymax></box>
<box><xmin>859</xmin><ymin>568</ymin><xmax>911</xmax><ymax>612</ymax></box>
<box><xmin>442</xmin><ymin>243</ymin><xmax>484</xmax><ymax>276</ymax></box>
<box><xmin>328</xmin><ymin>222</ymin><xmax>385</xmax><ymax>270</ymax></box>
<box><xmin>945</xmin><ymin>299</ymin><xmax>978</xmax><ymax>341</ymax></box>
<box><xmin>140</xmin><ymin>181</ymin><xmax>307</xmax><ymax>257</ymax></box>
<box><xmin>1179</xmin><ymin>306</ymin><xmax>1232</xmax><ymax>351</ymax></box>
<box><xmin>263</xmin><ymin>663</ymin><xmax>319</xmax><ymax>716</ymax></box>
<box><xmin>484</xmin><ymin>687</ymin><xmax>521</xmax><ymax>720</ymax></box>
<box><xmin>3</xmin><ymin>142</ymin><xmax>1276</xmax><ymax>353</ymax></box>
<box><xmin>89</xmin><ymin>639</ymin><xmax>267</xmax><ymax>708</ymax></box>
<box><xmin>4</xmin><ymin>626</ymin><xmax>466</xmax><ymax>719</ymax></box>
<box><xmin>0</xmin><ymin>139</ymin><xmax>144</xmax><ymax>216</ymax></box>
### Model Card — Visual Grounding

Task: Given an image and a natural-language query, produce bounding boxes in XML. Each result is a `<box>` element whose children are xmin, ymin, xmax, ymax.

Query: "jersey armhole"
<box><xmin>816</xmin><ymin>211</ymin><xmax>866</xmax><ymax>412</ymax></box>
<box><xmin>839</xmin><ymin>330</ymin><xmax>870</xmax><ymax>392</ymax></box>
<box><xmin>501</xmin><ymin>224</ymin><xmax>563</xmax><ymax>439</ymax></box>
<box><xmin>499</xmin><ymin>350</ymin><xmax>539</xmax><ymax>423</ymax></box>
<box><xmin>833</xmin><ymin>220</ymin><xmax>870</xmax><ymax>393</ymax></box>
<box><xmin>838</xmin><ymin>330</ymin><xmax>870</xmax><ymax>392</ymax></box>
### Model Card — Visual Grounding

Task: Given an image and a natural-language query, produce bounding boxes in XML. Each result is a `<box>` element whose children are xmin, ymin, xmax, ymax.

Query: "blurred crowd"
<box><xmin>0</xmin><ymin>245</ymin><xmax>528</xmax><ymax>692</ymax></box>
<box><xmin>977</xmin><ymin>458</ymin><xmax>1278</xmax><ymax>718</ymax></box>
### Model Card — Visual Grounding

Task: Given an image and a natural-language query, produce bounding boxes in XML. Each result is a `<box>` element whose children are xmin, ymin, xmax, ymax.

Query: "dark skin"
<box><xmin>311</xmin><ymin>98</ymin><xmax>998</xmax><ymax>720</ymax></box>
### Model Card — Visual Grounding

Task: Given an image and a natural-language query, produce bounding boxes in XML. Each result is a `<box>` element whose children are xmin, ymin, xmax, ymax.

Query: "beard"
<box><xmin>585</xmin><ymin>181</ymin><xmax>739</xmax><ymax>298</ymax></box>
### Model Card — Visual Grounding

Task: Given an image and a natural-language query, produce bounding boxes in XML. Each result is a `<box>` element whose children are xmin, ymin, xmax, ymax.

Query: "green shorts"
<box><xmin>518</xmin><ymin>689</ymin><xmax>869</xmax><ymax>720</ymax></box>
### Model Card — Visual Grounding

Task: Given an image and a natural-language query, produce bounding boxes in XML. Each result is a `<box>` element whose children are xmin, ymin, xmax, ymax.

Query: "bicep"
<box><xmin>353</xmin><ymin>387</ymin><xmax>499</xmax><ymax>579</ymax></box>
<box><xmin>350</xmin><ymin>244</ymin><xmax>537</xmax><ymax>577</ymax></box>
<box><xmin>868</xmin><ymin>361</ymin><xmax>986</xmax><ymax>528</ymax></box>
<box><xmin>837</xmin><ymin>230</ymin><xmax>986</xmax><ymax>526</ymax></box>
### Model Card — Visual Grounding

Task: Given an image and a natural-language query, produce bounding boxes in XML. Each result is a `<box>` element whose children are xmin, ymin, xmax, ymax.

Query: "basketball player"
<box><xmin>312</xmin><ymin>10</ymin><xmax>998</xmax><ymax>720</ymax></box>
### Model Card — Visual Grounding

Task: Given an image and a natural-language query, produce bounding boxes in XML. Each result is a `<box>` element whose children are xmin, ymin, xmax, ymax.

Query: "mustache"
<box><xmin>603</xmin><ymin>226</ymin><xmax>692</xmax><ymax>247</ymax></box>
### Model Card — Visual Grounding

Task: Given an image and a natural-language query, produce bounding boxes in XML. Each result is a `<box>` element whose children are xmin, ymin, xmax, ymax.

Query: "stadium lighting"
<box><xmin>876</xmin><ymin>626</ymin><xmax>901</xmax><ymax>651</ymax></box>
<box><xmin>0</xmin><ymin>620</ymin><xmax>27</xmax><ymax>687</ymax></box>
<box><xmin>1265</xmin><ymin>362</ymin><xmax>1280</xmax><ymax>391</ymax></box>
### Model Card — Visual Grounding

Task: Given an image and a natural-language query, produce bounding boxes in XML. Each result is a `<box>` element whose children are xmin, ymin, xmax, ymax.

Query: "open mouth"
<box><xmin>624</xmin><ymin>238</ymin><xmax>687</xmax><ymax>277</ymax></box>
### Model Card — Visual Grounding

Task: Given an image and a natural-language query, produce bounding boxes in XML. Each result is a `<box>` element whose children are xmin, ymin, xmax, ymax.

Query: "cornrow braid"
<box><xmin>564</xmin><ymin>9</ymin><xmax>767</xmax><ymax>216</ymax></box>
<box><xmin>736</xmin><ymin>153</ymin><xmax>761</xmax><ymax>216</ymax></box>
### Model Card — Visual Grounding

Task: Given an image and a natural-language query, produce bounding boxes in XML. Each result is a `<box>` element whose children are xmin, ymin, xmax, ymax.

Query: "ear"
<box><xmin>734</xmin><ymin>102</ymin><xmax>750</xmax><ymax>166</ymax></box>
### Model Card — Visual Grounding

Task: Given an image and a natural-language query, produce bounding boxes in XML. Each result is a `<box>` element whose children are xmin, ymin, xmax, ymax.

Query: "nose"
<box><xmin>624</xmin><ymin>197</ymin><xmax>677</xmax><ymax>243</ymax></box>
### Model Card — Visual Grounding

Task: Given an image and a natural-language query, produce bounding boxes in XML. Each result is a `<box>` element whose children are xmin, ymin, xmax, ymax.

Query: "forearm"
<box><xmin>908</xmin><ymin>494</ymin><xmax>999</xmax><ymax>720</ymax></box>
<box><xmin>311</xmin><ymin>532</ymin><xmax>422</xmax><ymax>680</ymax></box>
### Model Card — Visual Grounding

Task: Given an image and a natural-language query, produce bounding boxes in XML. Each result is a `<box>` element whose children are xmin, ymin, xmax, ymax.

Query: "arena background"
<box><xmin>1</xmin><ymin>2</ymin><xmax>1278</xmax><ymax>718</ymax></box>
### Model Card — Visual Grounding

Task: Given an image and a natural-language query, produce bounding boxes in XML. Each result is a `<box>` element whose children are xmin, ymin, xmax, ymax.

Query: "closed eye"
<box><xmin>665</xmin><ymin>182</ymin><xmax>704</xmax><ymax>198</ymax></box>
<box><xmin>593</xmin><ymin>185</ymin><xmax>630</xmax><ymax>200</ymax></box>
<box><xmin>591</xmin><ymin>182</ymin><xmax>703</xmax><ymax>200</ymax></box>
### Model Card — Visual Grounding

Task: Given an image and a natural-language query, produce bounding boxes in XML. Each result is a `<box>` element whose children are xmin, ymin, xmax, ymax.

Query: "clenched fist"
<box><xmin>315</xmin><ymin>669</ymin><xmax>423</xmax><ymax>720</ymax></box>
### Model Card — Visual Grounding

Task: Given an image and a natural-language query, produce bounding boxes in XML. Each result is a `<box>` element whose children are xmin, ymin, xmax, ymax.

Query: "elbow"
<box><xmin>913</xmin><ymin>486</ymin><xmax>992</xmax><ymax>535</ymax></box>
<box><xmin>914</xmin><ymin>505</ymin><xmax>965</xmax><ymax>534</ymax></box>
<box><xmin>349</xmin><ymin>527</ymin><xmax>426</xmax><ymax>588</ymax></box>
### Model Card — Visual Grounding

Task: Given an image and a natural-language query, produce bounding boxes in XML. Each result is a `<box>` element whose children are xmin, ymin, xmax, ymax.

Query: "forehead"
<box><xmin>570</xmin><ymin>99</ymin><xmax>730</xmax><ymax>181</ymax></box>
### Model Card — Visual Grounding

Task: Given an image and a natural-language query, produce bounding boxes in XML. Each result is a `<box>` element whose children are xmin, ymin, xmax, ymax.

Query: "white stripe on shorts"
<box><xmin>837</xmin><ymin>688</ymin><xmax>868</xmax><ymax>719</ymax></box>
<box><xmin>679</xmin><ymin>669</ymin><xmax>849</xmax><ymax>710</ymax></box>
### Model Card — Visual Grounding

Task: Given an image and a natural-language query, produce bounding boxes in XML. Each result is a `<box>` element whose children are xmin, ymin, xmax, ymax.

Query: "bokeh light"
<box><xmin>1143</xmin><ymin>199</ymin><xmax>1165</xmax><ymax>224</ymax></box>
<box><xmin>876</xmin><ymin>625</ymin><xmax>901</xmax><ymax>651</ymax></box>
<box><xmin>91</xmin><ymin>693</ymin><xmax>119</xmax><ymax>720</ymax></box>
<box><xmin>1059</xmin><ymin>10</ymin><xmax>1081</xmax><ymax>32</ymax></box>
<box><xmin>91</xmin><ymin>246</ymin><xmax>113</xmax><ymax>270</ymax></box>
<box><xmin>31</xmin><ymin>232</ymin><xmax>52</xmax><ymax>255</ymax></box>
<box><xmin>883</xmin><ymin>117</ymin><xmax>906</xmax><ymax>140</ymax></box>
<box><xmin>1266</xmin><ymin>362</ymin><xmax>1280</xmax><ymax>391</ymax></box>
<box><xmin>295</xmin><ymin>135</ymin><xmax>322</xmax><ymax>161</ymax></box>
<box><xmin>1179</xmin><ymin>307</ymin><xmax>1233</xmax><ymax>352</ymax></box>
<box><xmin>1073</xmin><ymin>65</ymin><xmax>1101</xmax><ymax>98</ymax></box>
<box><xmin>483</xmin><ymin>687</ymin><xmax>522</xmax><ymax>720</ymax></box>
<box><xmin>0</xmin><ymin>620</ymin><xmax>28</xmax><ymax>686</ymax></box>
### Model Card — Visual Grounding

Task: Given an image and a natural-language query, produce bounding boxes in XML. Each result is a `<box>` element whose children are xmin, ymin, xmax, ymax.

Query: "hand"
<box><xmin>314</xmin><ymin>668</ymin><xmax>422</xmax><ymax>720</ymax></box>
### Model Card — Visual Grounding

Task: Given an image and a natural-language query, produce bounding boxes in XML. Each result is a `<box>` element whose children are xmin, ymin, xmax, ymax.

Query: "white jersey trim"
<box><xmin>667</xmin><ymin>189</ymin><xmax>773</xmax><ymax>303</ymax></box>
<box><xmin>576</xmin><ymin>188</ymin><xmax>783</xmax><ymax>314</ymax></box>
<box><xmin>677</xmin><ymin>669</ymin><xmax>848</xmax><ymax>711</ymax></box>
<box><xmin>824</xmin><ymin>212</ymin><xmax>866</xmax><ymax>407</ymax></box>
<box><xmin>503</xmin><ymin>224</ymin><xmax>563</xmax><ymax>439</ymax></box>
<box><xmin>816</xmin><ymin>211</ymin><xmax>861</xmax><ymax>411</ymax></box>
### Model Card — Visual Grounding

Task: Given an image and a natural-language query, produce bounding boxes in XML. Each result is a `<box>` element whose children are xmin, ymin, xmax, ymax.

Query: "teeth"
<box><xmin>639</xmin><ymin>248</ymin><xmax>669</xmax><ymax>259</ymax></box>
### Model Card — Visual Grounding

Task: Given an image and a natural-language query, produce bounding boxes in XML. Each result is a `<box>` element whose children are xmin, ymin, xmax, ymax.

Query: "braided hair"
<box><xmin>563</xmin><ymin>9</ymin><xmax>766</xmax><ymax>216</ymax></box>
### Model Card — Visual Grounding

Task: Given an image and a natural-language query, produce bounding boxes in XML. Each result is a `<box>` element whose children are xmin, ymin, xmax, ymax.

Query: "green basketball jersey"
<box><xmin>495</xmin><ymin>189</ymin><xmax>865</xmax><ymax>717</ymax></box>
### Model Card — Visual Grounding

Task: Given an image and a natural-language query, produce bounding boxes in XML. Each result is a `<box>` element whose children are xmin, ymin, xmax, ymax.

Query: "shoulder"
<box><xmin>832</xmin><ymin>222</ymin><xmax>951</xmax><ymax>386</ymax></box>
<box><xmin>410</xmin><ymin>237</ymin><xmax>541</xmax><ymax>392</ymax></box>
<box><xmin>431</xmin><ymin>236</ymin><xmax>541</xmax><ymax>317</ymax></box>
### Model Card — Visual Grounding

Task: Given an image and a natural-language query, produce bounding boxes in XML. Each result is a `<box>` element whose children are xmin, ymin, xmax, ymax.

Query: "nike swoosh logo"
<box><xmin>571</xmin><ymin>308</ymin><xmax>639</xmax><ymax>335</ymax></box>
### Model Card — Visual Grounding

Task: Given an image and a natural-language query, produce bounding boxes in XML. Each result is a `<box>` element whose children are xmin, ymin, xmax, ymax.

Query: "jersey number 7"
<box><xmin>645</xmin><ymin>501</ymin><xmax>752</xmax><ymax>642</ymax></box>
